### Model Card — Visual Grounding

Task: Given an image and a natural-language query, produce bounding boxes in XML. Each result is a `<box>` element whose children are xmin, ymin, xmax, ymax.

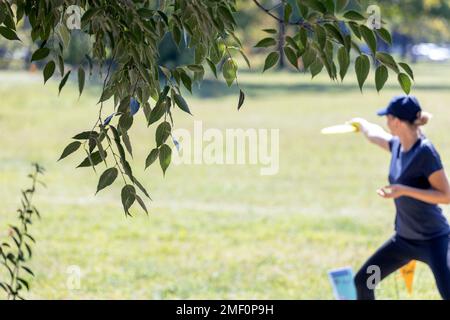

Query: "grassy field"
<box><xmin>1</xmin><ymin>61</ymin><xmax>450</xmax><ymax>299</ymax></box>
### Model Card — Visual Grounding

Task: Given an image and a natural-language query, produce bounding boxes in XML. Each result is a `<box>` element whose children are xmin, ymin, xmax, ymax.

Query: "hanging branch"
<box><xmin>252</xmin><ymin>0</ymin><xmax>336</xmax><ymax>29</ymax></box>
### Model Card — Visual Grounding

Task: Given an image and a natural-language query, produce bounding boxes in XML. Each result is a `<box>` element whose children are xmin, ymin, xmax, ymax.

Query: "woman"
<box><xmin>350</xmin><ymin>95</ymin><xmax>450</xmax><ymax>300</ymax></box>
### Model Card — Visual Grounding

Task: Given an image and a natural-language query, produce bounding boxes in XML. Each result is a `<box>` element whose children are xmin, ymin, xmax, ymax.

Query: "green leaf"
<box><xmin>121</xmin><ymin>185</ymin><xmax>136</xmax><ymax>215</ymax></box>
<box><xmin>58</xmin><ymin>71</ymin><xmax>71</xmax><ymax>95</ymax></box>
<box><xmin>337</xmin><ymin>46</ymin><xmax>350</xmax><ymax>81</ymax></box>
<box><xmin>81</xmin><ymin>8</ymin><xmax>102</xmax><ymax>24</ymax></box>
<box><xmin>298</xmin><ymin>27</ymin><xmax>308</xmax><ymax>48</ymax></box>
<box><xmin>302</xmin><ymin>48</ymin><xmax>316</xmax><ymax>70</ymax></box>
<box><xmin>58</xmin><ymin>24</ymin><xmax>70</xmax><ymax>48</ymax></box>
<box><xmin>21</xmin><ymin>266</ymin><xmax>34</xmax><ymax>277</ymax></box>
<box><xmin>194</xmin><ymin>44</ymin><xmax>207</xmax><ymax>64</ymax></box>
<box><xmin>98</xmin><ymin>87</ymin><xmax>114</xmax><ymax>103</ymax></box>
<box><xmin>111</xmin><ymin>127</ymin><xmax>126</xmax><ymax>161</ymax></box>
<box><xmin>77</xmin><ymin>151</ymin><xmax>105</xmax><ymax>168</ymax></box>
<box><xmin>239</xmin><ymin>49</ymin><xmax>251</xmax><ymax>69</ymax></box>
<box><xmin>254</xmin><ymin>37</ymin><xmax>277</xmax><ymax>48</ymax></box>
<box><xmin>159</xmin><ymin>65</ymin><xmax>171</xmax><ymax>79</ymax></box>
<box><xmin>159</xmin><ymin>144</ymin><xmax>172</xmax><ymax>176</ymax></box>
<box><xmin>135</xmin><ymin>194</ymin><xmax>148</xmax><ymax>214</ymax></box>
<box><xmin>343</xmin><ymin>10</ymin><xmax>365</xmax><ymax>20</ymax></box>
<box><xmin>284</xmin><ymin>3</ymin><xmax>292</xmax><ymax>22</ymax></box>
<box><xmin>222</xmin><ymin>58</ymin><xmax>237</xmax><ymax>86</ymax></box>
<box><xmin>218</xmin><ymin>5</ymin><xmax>236</xmax><ymax>26</ymax></box>
<box><xmin>210</xmin><ymin>41</ymin><xmax>226</xmax><ymax>64</ymax></box>
<box><xmin>284</xmin><ymin>46</ymin><xmax>298</xmax><ymax>69</ymax></box>
<box><xmin>96</xmin><ymin>136</ymin><xmax>106</xmax><ymax>161</ymax></box>
<box><xmin>398</xmin><ymin>73</ymin><xmax>411</xmax><ymax>94</ymax></box>
<box><xmin>263</xmin><ymin>29</ymin><xmax>277</xmax><ymax>34</ymax></box>
<box><xmin>96</xmin><ymin>168</ymin><xmax>118</xmax><ymax>194</ymax></box>
<box><xmin>206</xmin><ymin>58</ymin><xmax>217</xmax><ymax>78</ymax></box>
<box><xmin>156</xmin><ymin>121</ymin><xmax>171</xmax><ymax>147</ymax></box>
<box><xmin>348</xmin><ymin>22</ymin><xmax>361</xmax><ymax>39</ymax></box>
<box><xmin>24</xmin><ymin>243</ymin><xmax>32</xmax><ymax>259</ymax></box>
<box><xmin>315</xmin><ymin>25</ymin><xmax>326</xmax><ymax>49</ymax></box>
<box><xmin>399</xmin><ymin>62</ymin><xmax>414</xmax><ymax>80</ymax></box>
<box><xmin>187</xmin><ymin>64</ymin><xmax>204</xmax><ymax>73</ymax></box>
<box><xmin>132</xmin><ymin>176</ymin><xmax>151</xmax><ymax>200</ymax></box>
<box><xmin>149</xmin><ymin>99</ymin><xmax>168</xmax><ymax>125</ymax></box>
<box><xmin>375</xmin><ymin>65</ymin><xmax>388</xmax><ymax>92</ymax></box>
<box><xmin>335</xmin><ymin>0</ymin><xmax>349</xmax><ymax>12</ymax></box>
<box><xmin>157</xmin><ymin>10</ymin><xmax>169</xmax><ymax>26</ymax></box>
<box><xmin>0</xmin><ymin>26</ymin><xmax>20</xmax><ymax>41</ymax></box>
<box><xmin>376</xmin><ymin>28</ymin><xmax>392</xmax><ymax>45</ymax></box>
<box><xmin>17</xmin><ymin>278</ymin><xmax>29</xmax><ymax>291</ymax></box>
<box><xmin>285</xmin><ymin>36</ymin><xmax>300</xmax><ymax>52</ymax></box>
<box><xmin>121</xmin><ymin>159</ymin><xmax>133</xmax><ymax>179</ymax></box>
<box><xmin>174</xmin><ymin>94</ymin><xmax>192</xmax><ymax>115</ymax></box>
<box><xmin>355</xmin><ymin>54</ymin><xmax>370</xmax><ymax>91</ymax></box>
<box><xmin>58</xmin><ymin>55</ymin><xmax>65</xmax><ymax>76</ymax></box>
<box><xmin>323</xmin><ymin>0</ymin><xmax>335</xmax><ymax>13</ymax></box>
<box><xmin>324</xmin><ymin>24</ymin><xmax>345</xmax><ymax>46</ymax></box>
<box><xmin>0</xmin><ymin>283</ymin><xmax>8</xmax><ymax>292</ymax></box>
<box><xmin>3</xmin><ymin>10</ymin><xmax>15</xmax><ymax>30</ymax></box>
<box><xmin>119</xmin><ymin>113</ymin><xmax>133</xmax><ymax>132</ymax></box>
<box><xmin>296</xmin><ymin>1</ymin><xmax>309</xmax><ymax>17</ymax></box>
<box><xmin>72</xmin><ymin>131</ymin><xmax>97</xmax><ymax>140</ymax></box>
<box><xmin>58</xmin><ymin>141</ymin><xmax>81</xmax><ymax>161</ymax></box>
<box><xmin>137</xmin><ymin>8</ymin><xmax>154</xmax><ymax>18</ymax></box>
<box><xmin>31</xmin><ymin>48</ymin><xmax>49</xmax><ymax>62</ymax></box>
<box><xmin>238</xmin><ymin>90</ymin><xmax>245</xmax><ymax>110</ymax></box>
<box><xmin>143</xmin><ymin>102</ymin><xmax>152</xmax><ymax>124</ymax></box>
<box><xmin>303</xmin><ymin>0</ymin><xmax>326</xmax><ymax>13</ymax></box>
<box><xmin>121</xmin><ymin>129</ymin><xmax>133</xmax><ymax>157</ymax></box>
<box><xmin>172</xmin><ymin>25</ymin><xmax>181</xmax><ymax>45</ymax></box>
<box><xmin>310</xmin><ymin>59</ymin><xmax>323</xmax><ymax>78</ymax></box>
<box><xmin>360</xmin><ymin>25</ymin><xmax>377</xmax><ymax>55</ymax></box>
<box><xmin>263</xmin><ymin>52</ymin><xmax>279</xmax><ymax>72</ymax></box>
<box><xmin>375</xmin><ymin>52</ymin><xmax>399</xmax><ymax>73</ymax></box>
<box><xmin>78</xmin><ymin>67</ymin><xmax>85</xmax><ymax>96</ymax></box>
<box><xmin>180</xmin><ymin>70</ymin><xmax>192</xmax><ymax>93</ymax></box>
<box><xmin>145</xmin><ymin>148</ymin><xmax>159</xmax><ymax>169</ymax></box>
<box><xmin>43</xmin><ymin>61</ymin><xmax>55</xmax><ymax>84</ymax></box>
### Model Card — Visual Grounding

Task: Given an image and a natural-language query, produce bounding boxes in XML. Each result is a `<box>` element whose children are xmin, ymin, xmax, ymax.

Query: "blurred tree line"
<box><xmin>1</xmin><ymin>0</ymin><xmax>449</xmax><ymax>71</ymax></box>
<box><xmin>361</xmin><ymin>0</ymin><xmax>450</xmax><ymax>58</ymax></box>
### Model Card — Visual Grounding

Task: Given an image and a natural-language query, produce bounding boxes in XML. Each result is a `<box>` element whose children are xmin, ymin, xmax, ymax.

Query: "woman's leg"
<box><xmin>425</xmin><ymin>235</ymin><xmax>450</xmax><ymax>300</ymax></box>
<box><xmin>354</xmin><ymin>235</ymin><xmax>411</xmax><ymax>300</ymax></box>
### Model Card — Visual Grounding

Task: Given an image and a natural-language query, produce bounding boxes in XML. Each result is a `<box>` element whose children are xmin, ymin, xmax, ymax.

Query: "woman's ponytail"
<box><xmin>413</xmin><ymin>111</ymin><xmax>432</xmax><ymax>127</ymax></box>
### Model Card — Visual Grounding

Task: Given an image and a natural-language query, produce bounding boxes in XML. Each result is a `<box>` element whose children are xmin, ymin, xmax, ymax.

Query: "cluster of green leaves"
<box><xmin>0</xmin><ymin>0</ymin><xmax>414</xmax><ymax>216</ymax></box>
<box><xmin>254</xmin><ymin>0</ymin><xmax>414</xmax><ymax>93</ymax></box>
<box><xmin>2</xmin><ymin>0</ymin><xmax>249</xmax><ymax>215</ymax></box>
<box><xmin>0</xmin><ymin>163</ymin><xmax>44</xmax><ymax>300</ymax></box>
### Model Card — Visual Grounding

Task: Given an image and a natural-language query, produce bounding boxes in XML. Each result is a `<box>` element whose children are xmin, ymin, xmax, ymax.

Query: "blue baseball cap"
<box><xmin>377</xmin><ymin>95</ymin><xmax>422</xmax><ymax>123</ymax></box>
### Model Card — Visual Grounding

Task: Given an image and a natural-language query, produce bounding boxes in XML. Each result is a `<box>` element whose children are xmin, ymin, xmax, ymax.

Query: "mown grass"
<box><xmin>0</xmin><ymin>61</ymin><xmax>449</xmax><ymax>299</ymax></box>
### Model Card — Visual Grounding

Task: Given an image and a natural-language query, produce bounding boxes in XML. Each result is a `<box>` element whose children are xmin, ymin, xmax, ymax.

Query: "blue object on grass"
<box><xmin>328</xmin><ymin>267</ymin><xmax>357</xmax><ymax>300</ymax></box>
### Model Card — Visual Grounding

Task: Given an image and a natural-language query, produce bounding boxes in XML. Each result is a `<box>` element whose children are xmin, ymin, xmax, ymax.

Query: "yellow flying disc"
<box><xmin>320</xmin><ymin>123</ymin><xmax>359</xmax><ymax>135</ymax></box>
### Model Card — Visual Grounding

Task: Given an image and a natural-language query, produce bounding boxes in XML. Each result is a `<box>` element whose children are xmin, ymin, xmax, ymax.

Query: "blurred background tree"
<box><xmin>360</xmin><ymin>0</ymin><xmax>450</xmax><ymax>59</ymax></box>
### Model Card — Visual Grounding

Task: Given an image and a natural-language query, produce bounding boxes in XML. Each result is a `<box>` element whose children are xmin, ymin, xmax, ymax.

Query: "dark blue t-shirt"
<box><xmin>388</xmin><ymin>135</ymin><xmax>450</xmax><ymax>240</ymax></box>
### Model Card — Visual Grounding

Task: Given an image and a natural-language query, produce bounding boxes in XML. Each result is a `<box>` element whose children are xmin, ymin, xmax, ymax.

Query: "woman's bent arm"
<box><xmin>402</xmin><ymin>169</ymin><xmax>450</xmax><ymax>204</ymax></box>
<box><xmin>380</xmin><ymin>169</ymin><xmax>450</xmax><ymax>204</ymax></box>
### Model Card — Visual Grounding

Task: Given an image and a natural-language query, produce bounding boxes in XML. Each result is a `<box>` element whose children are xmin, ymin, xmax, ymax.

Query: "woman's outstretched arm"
<box><xmin>348</xmin><ymin>118</ymin><xmax>393</xmax><ymax>152</ymax></box>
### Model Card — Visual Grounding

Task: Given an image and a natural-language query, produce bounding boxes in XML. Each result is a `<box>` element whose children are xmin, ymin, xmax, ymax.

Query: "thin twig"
<box><xmin>252</xmin><ymin>0</ymin><xmax>313</xmax><ymax>31</ymax></box>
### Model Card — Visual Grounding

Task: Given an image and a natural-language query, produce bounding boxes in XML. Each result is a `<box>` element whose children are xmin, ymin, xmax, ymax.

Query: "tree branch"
<box><xmin>252</xmin><ymin>0</ymin><xmax>313</xmax><ymax>30</ymax></box>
